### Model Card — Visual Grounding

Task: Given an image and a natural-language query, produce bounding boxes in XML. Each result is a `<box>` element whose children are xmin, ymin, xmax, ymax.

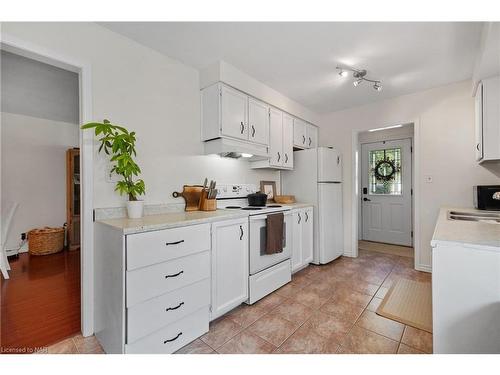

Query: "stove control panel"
<box><xmin>217</xmin><ymin>184</ymin><xmax>258</xmax><ymax>199</ymax></box>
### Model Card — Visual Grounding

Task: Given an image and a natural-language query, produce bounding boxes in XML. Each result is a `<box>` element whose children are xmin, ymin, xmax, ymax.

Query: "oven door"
<box><xmin>249</xmin><ymin>211</ymin><xmax>292</xmax><ymax>275</ymax></box>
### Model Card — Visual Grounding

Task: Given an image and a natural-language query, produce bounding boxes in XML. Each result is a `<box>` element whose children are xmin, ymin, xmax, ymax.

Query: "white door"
<box><xmin>268</xmin><ymin>108</ymin><xmax>283</xmax><ymax>167</ymax></box>
<box><xmin>291</xmin><ymin>209</ymin><xmax>302</xmax><ymax>272</ymax></box>
<box><xmin>282</xmin><ymin>114</ymin><xmax>294</xmax><ymax>169</ymax></box>
<box><xmin>301</xmin><ymin>207</ymin><xmax>313</xmax><ymax>265</ymax></box>
<box><xmin>211</xmin><ymin>218</ymin><xmax>249</xmax><ymax>320</ymax></box>
<box><xmin>361</xmin><ymin>139</ymin><xmax>412</xmax><ymax>246</ymax></box>
<box><xmin>318</xmin><ymin>148</ymin><xmax>342</xmax><ymax>182</ymax></box>
<box><xmin>221</xmin><ymin>85</ymin><xmax>248</xmax><ymax>141</ymax></box>
<box><xmin>318</xmin><ymin>183</ymin><xmax>343</xmax><ymax>264</ymax></box>
<box><xmin>248</xmin><ymin>98</ymin><xmax>269</xmax><ymax>145</ymax></box>
<box><xmin>293</xmin><ymin>118</ymin><xmax>307</xmax><ymax>148</ymax></box>
<box><xmin>306</xmin><ymin>125</ymin><xmax>318</xmax><ymax>148</ymax></box>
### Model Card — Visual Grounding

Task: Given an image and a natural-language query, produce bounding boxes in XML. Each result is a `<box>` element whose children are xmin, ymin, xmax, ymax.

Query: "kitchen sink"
<box><xmin>448</xmin><ymin>211</ymin><xmax>500</xmax><ymax>224</ymax></box>
<box><xmin>449</xmin><ymin>210</ymin><xmax>500</xmax><ymax>218</ymax></box>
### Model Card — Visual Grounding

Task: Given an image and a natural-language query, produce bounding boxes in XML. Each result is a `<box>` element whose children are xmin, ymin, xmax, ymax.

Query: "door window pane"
<box><xmin>369</xmin><ymin>147</ymin><xmax>402</xmax><ymax>195</ymax></box>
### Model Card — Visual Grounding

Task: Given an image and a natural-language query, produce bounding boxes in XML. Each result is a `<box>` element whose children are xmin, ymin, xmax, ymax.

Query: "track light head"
<box><xmin>373</xmin><ymin>82</ymin><xmax>382</xmax><ymax>91</ymax></box>
<box><xmin>353</xmin><ymin>79</ymin><xmax>362</xmax><ymax>87</ymax></box>
<box><xmin>338</xmin><ymin>69</ymin><xmax>348</xmax><ymax>78</ymax></box>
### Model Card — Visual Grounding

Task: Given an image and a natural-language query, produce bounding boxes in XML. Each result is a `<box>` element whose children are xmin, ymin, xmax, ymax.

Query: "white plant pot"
<box><xmin>127</xmin><ymin>200</ymin><xmax>144</xmax><ymax>219</ymax></box>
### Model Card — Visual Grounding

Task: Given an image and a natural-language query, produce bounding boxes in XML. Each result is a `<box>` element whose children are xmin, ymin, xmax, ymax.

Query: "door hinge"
<box><xmin>219</xmin><ymin>88</ymin><xmax>222</xmax><ymax>97</ymax></box>
<box><xmin>93</xmin><ymin>209</ymin><xmax>96</xmax><ymax>222</ymax></box>
<box><xmin>411</xmin><ymin>188</ymin><xmax>413</xmax><ymax>195</ymax></box>
<box><xmin>411</xmin><ymin>231</ymin><xmax>414</xmax><ymax>238</ymax></box>
<box><xmin>410</xmin><ymin>146</ymin><xmax>413</xmax><ymax>153</ymax></box>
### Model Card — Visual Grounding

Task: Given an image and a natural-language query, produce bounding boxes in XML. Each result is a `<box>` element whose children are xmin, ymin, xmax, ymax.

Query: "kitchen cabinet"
<box><xmin>293</xmin><ymin>118</ymin><xmax>307</xmax><ymax>148</ymax></box>
<box><xmin>248</xmin><ymin>97</ymin><xmax>270</xmax><ymax>145</ymax></box>
<box><xmin>251</xmin><ymin>108</ymin><xmax>293</xmax><ymax>170</ymax></box>
<box><xmin>475</xmin><ymin>76</ymin><xmax>500</xmax><ymax>162</ymax></box>
<box><xmin>306</xmin><ymin>124</ymin><xmax>318</xmax><ymax>148</ymax></box>
<box><xmin>210</xmin><ymin>218</ymin><xmax>249</xmax><ymax>320</ymax></box>
<box><xmin>291</xmin><ymin>207</ymin><xmax>314</xmax><ymax>273</ymax></box>
<box><xmin>220</xmin><ymin>85</ymin><xmax>248</xmax><ymax>141</ymax></box>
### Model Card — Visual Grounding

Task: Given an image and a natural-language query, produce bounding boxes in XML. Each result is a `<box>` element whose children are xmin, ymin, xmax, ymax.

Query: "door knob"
<box><xmin>363</xmin><ymin>197</ymin><xmax>371</xmax><ymax>202</ymax></box>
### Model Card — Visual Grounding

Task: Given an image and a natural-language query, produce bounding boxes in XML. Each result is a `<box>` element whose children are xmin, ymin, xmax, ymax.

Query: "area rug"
<box><xmin>377</xmin><ymin>278</ymin><xmax>432</xmax><ymax>333</ymax></box>
<box><xmin>358</xmin><ymin>240</ymin><xmax>414</xmax><ymax>258</ymax></box>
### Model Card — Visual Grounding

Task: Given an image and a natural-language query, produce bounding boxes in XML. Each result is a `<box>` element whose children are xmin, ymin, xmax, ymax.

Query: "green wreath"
<box><xmin>374</xmin><ymin>159</ymin><xmax>398</xmax><ymax>182</ymax></box>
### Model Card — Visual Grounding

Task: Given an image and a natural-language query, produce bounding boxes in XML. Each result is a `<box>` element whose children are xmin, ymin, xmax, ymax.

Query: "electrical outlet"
<box><xmin>106</xmin><ymin>164</ymin><xmax>120</xmax><ymax>183</ymax></box>
<box><xmin>425</xmin><ymin>175</ymin><xmax>433</xmax><ymax>183</ymax></box>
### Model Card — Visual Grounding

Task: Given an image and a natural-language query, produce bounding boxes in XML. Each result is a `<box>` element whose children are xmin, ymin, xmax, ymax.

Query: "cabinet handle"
<box><xmin>165</xmin><ymin>270</ymin><xmax>184</xmax><ymax>279</ymax></box>
<box><xmin>240</xmin><ymin>121</ymin><xmax>244</xmax><ymax>134</ymax></box>
<box><xmin>298</xmin><ymin>212</ymin><xmax>301</xmax><ymax>224</ymax></box>
<box><xmin>277</xmin><ymin>152</ymin><xmax>281</xmax><ymax>162</ymax></box>
<box><xmin>285</xmin><ymin>153</ymin><xmax>288</xmax><ymax>163</ymax></box>
<box><xmin>302</xmin><ymin>135</ymin><xmax>306</xmax><ymax>144</ymax></box>
<box><xmin>337</xmin><ymin>156</ymin><xmax>340</xmax><ymax>165</ymax></box>
<box><xmin>476</xmin><ymin>143</ymin><xmax>480</xmax><ymax>151</ymax></box>
<box><xmin>305</xmin><ymin>212</ymin><xmax>309</xmax><ymax>222</ymax></box>
<box><xmin>239</xmin><ymin>225</ymin><xmax>244</xmax><ymax>240</ymax></box>
<box><xmin>251</xmin><ymin>125</ymin><xmax>256</xmax><ymax>137</ymax></box>
<box><xmin>164</xmin><ymin>332</ymin><xmax>182</xmax><ymax>344</ymax></box>
<box><xmin>166</xmin><ymin>302</ymin><xmax>184</xmax><ymax>312</ymax></box>
<box><xmin>165</xmin><ymin>239</ymin><xmax>184</xmax><ymax>246</ymax></box>
<box><xmin>309</xmin><ymin>137</ymin><xmax>312</xmax><ymax>146</ymax></box>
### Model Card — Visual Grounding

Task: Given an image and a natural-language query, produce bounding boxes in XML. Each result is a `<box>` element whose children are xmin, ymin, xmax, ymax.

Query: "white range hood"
<box><xmin>204</xmin><ymin>137</ymin><xmax>269</xmax><ymax>160</ymax></box>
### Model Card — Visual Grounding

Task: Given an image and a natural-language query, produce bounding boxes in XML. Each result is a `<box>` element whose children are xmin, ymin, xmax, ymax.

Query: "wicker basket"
<box><xmin>28</xmin><ymin>227</ymin><xmax>65</xmax><ymax>256</ymax></box>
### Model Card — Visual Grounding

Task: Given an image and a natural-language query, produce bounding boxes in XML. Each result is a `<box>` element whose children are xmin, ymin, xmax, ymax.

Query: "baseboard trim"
<box><xmin>416</xmin><ymin>263</ymin><xmax>432</xmax><ymax>273</ymax></box>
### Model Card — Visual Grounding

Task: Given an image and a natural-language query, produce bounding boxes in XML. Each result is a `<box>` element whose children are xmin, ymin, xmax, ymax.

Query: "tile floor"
<box><xmin>40</xmin><ymin>249</ymin><xmax>432</xmax><ymax>355</ymax></box>
<box><xmin>176</xmin><ymin>249</ymin><xmax>432</xmax><ymax>354</ymax></box>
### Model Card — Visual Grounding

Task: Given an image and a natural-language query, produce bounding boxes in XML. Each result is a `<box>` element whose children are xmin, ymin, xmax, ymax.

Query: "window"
<box><xmin>369</xmin><ymin>147</ymin><xmax>402</xmax><ymax>195</ymax></box>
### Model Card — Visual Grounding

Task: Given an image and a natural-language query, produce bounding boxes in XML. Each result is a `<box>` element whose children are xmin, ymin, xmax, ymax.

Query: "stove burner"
<box><xmin>241</xmin><ymin>207</ymin><xmax>263</xmax><ymax>210</ymax></box>
<box><xmin>267</xmin><ymin>205</ymin><xmax>282</xmax><ymax>208</ymax></box>
<box><xmin>225</xmin><ymin>206</ymin><xmax>242</xmax><ymax>209</ymax></box>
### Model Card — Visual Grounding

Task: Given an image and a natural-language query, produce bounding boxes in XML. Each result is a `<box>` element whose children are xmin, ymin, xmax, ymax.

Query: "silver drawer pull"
<box><xmin>305</xmin><ymin>212</ymin><xmax>309</xmax><ymax>222</ymax></box>
<box><xmin>164</xmin><ymin>332</ymin><xmax>182</xmax><ymax>344</ymax></box>
<box><xmin>166</xmin><ymin>239</ymin><xmax>184</xmax><ymax>246</ymax></box>
<box><xmin>166</xmin><ymin>302</ymin><xmax>184</xmax><ymax>312</ymax></box>
<box><xmin>165</xmin><ymin>270</ymin><xmax>184</xmax><ymax>279</ymax></box>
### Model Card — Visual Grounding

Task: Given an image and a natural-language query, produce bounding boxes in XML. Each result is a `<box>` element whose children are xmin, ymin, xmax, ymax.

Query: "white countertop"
<box><xmin>97</xmin><ymin>202</ymin><xmax>313</xmax><ymax>235</ymax></box>
<box><xmin>431</xmin><ymin>207</ymin><xmax>500</xmax><ymax>250</ymax></box>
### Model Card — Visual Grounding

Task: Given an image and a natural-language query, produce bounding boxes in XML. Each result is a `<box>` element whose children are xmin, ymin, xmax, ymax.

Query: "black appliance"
<box><xmin>247</xmin><ymin>192</ymin><xmax>268</xmax><ymax>206</ymax></box>
<box><xmin>474</xmin><ymin>185</ymin><xmax>500</xmax><ymax>210</ymax></box>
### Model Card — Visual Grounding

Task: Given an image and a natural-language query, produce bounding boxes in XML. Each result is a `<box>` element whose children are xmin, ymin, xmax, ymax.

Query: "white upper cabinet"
<box><xmin>306</xmin><ymin>124</ymin><xmax>318</xmax><ymax>148</ymax></box>
<box><xmin>282</xmin><ymin>114</ymin><xmax>294</xmax><ymax>168</ymax></box>
<box><xmin>268</xmin><ymin>108</ymin><xmax>283</xmax><ymax>167</ymax></box>
<box><xmin>475</xmin><ymin>76</ymin><xmax>500</xmax><ymax>162</ymax></box>
<box><xmin>293</xmin><ymin>118</ymin><xmax>307</xmax><ymax>148</ymax></box>
<box><xmin>248</xmin><ymin>98</ymin><xmax>269</xmax><ymax>145</ymax></box>
<box><xmin>220</xmin><ymin>85</ymin><xmax>248</xmax><ymax>141</ymax></box>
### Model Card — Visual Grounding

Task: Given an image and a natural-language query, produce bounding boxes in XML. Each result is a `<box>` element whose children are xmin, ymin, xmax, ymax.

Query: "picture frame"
<box><xmin>260</xmin><ymin>180</ymin><xmax>277</xmax><ymax>203</ymax></box>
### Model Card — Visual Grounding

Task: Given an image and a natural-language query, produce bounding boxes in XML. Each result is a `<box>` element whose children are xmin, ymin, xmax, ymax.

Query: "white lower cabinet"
<box><xmin>291</xmin><ymin>207</ymin><xmax>314</xmax><ymax>273</ymax></box>
<box><xmin>210</xmin><ymin>217</ymin><xmax>249</xmax><ymax>320</ymax></box>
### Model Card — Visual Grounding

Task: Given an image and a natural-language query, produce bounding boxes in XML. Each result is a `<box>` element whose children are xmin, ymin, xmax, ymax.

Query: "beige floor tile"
<box><xmin>200</xmin><ymin>317</ymin><xmax>243</xmax><ymax>349</ymax></box>
<box><xmin>366</xmin><ymin>297</ymin><xmax>384</xmax><ymax>312</ymax></box>
<box><xmin>350</xmin><ymin>280</ymin><xmax>381</xmax><ymax>296</ymax></box>
<box><xmin>397</xmin><ymin>343</ymin><xmax>425</xmax><ymax>354</ymax></box>
<box><xmin>291</xmin><ymin>287</ymin><xmax>330</xmax><ymax>310</ymax></box>
<box><xmin>175</xmin><ymin>339</ymin><xmax>216</xmax><ymax>354</ymax></box>
<box><xmin>275</xmin><ymin>281</ymin><xmax>307</xmax><ymax>298</ymax></box>
<box><xmin>302</xmin><ymin>310</ymin><xmax>352</xmax><ymax>343</ymax></box>
<box><xmin>401</xmin><ymin>326</ymin><xmax>433</xmax><ymax>354</ymax></box>
<box><xmin>254</xmin><ymin>293</ymin><xmax>287</xmax><ymax>311</ymax></box>
<box><xmin>247</xmin><ymin>314</ymin><xmax>300</xmax><ymax>347</ymax></box>
<box><xmin>268</xmin><ymin>299</ymin><xmax>314</xmax><ymax>325</ymax></box>
<box><xmin>355</xmin><ymin>310</ymin><xmax>405</xmax><ymax>341</ymax></box>
<box><xmin>375</xmin><ymin>286</ymin><xmax>390</xmax><ymax>299</ymax></box>
<box><xmin>290</xmin><ymin>272</ymin><xmax>314</xmax><ymax>287</ymax></box>
<box><xmin>300</xmin><ymin>280</ymin><xmax>335</xmax><ymax>298</ymax></box>
<box><xmin>340</xmin><ymin>326</ymin><xmax>399</xmax><ymax>354</ymax></box>
<box><xmin>47</xmin><ymin>337</ymin><xmax>79</xmax><ymax>354</ymax></box>
<box><xmin>225</xmin><ymin>304</ymin><xmax>269</xmax><ymax>328</ymax></box>
<box><xmin>331</xmin><ymin>289</ymin><xmax>372</xmax><ymax>308</ymax></box>
<box><xmin>275</xmin><ymin>324</ymin><xmax>330</xmax><ymax>354</ymax></box>
<box><xmin>320</xmin><ymin>299</ymin><xmax>365</xmax><ymax>323</ymax></box>
<box><xmin>217</xmin><ymin>330</ymin><xmax>276</xmax><ymax>354</ymax></box>
<box><xmin>72</xmin><ymin>334</ymin><xmax>104</xmax><ymax>354</ymax></box>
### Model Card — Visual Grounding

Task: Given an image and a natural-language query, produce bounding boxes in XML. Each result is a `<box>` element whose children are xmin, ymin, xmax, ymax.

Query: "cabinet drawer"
<box><xmin>127</xmin><ymin>279</ymin><xmax>210</xmax><ymax>343</ymax></box>
<box><xmin>127</xmin><ymin>251</ymin><xmax>210</xmax><ymax>307</ymax></box>
<box><xmin>126</xmin><ymin>223</ymin><xmax>210</xmax><ymax>270</ymax></box>
<box><xmin>248</xmin><ymin>259</ymin><xmax>291</xmax><ymax>304</ymax></box>
<box><xmin>125</xmin><ymin>307</ymin><xmax>209</xmax><ymax>354</ymax></box>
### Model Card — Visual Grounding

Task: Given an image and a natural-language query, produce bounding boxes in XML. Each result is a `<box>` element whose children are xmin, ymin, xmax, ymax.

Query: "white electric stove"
<box><xmin>216</xmin><ymin>184</ymin><xmax>292</xmax><ymax>304</ymax></box>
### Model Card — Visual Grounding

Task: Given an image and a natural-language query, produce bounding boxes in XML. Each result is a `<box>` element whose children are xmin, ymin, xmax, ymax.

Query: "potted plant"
<box><xmin>81</xmin><ymin>119</ymin><xmax>146</xmax><ymax>218</ymax></box>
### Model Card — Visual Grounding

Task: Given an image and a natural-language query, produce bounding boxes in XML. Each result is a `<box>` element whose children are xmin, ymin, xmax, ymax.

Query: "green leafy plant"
<box><xmin>81</xmin><ymin>119</ymin><xmax>145</xmax><ymax>201</ymax></box>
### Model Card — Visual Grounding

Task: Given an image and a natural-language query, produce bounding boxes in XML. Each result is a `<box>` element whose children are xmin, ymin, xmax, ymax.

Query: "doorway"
<box><xmin>1</xmin><ymin>49</ymin><xmax>82</xmax><ymax>352</ymax></box>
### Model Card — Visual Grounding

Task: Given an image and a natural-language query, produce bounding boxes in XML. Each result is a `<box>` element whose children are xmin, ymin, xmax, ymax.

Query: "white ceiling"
<box><xmin>99</xmin><ymin>22</ymin><xmax>483</xmax><ymax>113</ymax></box>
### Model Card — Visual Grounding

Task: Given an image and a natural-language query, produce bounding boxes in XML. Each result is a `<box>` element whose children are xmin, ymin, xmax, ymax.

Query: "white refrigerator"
<box><xmin>282</xmin><ymin>147</ymin><xmax>343</xmax><ymax>264</ymax></box>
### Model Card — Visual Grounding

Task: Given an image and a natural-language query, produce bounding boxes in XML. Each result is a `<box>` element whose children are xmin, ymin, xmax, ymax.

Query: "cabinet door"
<box><xmin>248</xmin><ymin>98</ymin><xmax>269</xmax><ymax>145</ymax></box>
<box><xmin>475</xmin><ymin>82</ymin><xmax>483</xmax><ymax>161</ymax></box>
<box><xmin>269</xmin><ymin>108</ymin><xmax>283</xmax><ymax>167</ymax></box>
<box><xmin>293</xmin><ymin>118</ymin><xmax>307</xmax><ymax>148</ymax></box>
<box><xmin>301</xmin><ymin>208</ymin><xmax>313</xmax><ymax>265</ymax></box>
<box><xmin>211</xmin><ymin>218</ymin><xmax>249</xmax><ymax>320</ymax></box>
<box><xmin>291</xmin><ymin>209</ymin><xmax>303</xmax><ymax>272</ymax></box>
<box><xmin>282</xmin><ymin>114</ymin><xmax>294</xmax><ymax>169</ymax></box>
<box><xmin>221</xmin><ymin>85</ymin><xmax>248</xmax><ymax>140</ymax></box>
<box><xmin>306</xmin><ymin>125</ymin><xmax>318</xmax><ymax>149</ymax></box>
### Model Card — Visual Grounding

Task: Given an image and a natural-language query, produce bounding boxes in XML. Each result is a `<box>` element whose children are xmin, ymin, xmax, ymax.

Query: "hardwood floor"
<box><xmin>1</xmin><ymin>250</ymin><xmax>81</xmax><ymax>353</ymax></box>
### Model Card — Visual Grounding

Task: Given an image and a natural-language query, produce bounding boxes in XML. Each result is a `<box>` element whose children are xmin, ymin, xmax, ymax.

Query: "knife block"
<box><xmin>199</xmin><ymin>191</ymin><xmax>217</xmax><ymax>211</ymax></box>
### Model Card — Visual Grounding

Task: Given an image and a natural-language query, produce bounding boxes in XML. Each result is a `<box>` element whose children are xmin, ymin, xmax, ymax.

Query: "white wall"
<box><xmin>1</xmin><ymin>113</ymin><xmax>79</xmax><ymax>249</ymax></box>
<box><xmin>319</xmin><ymin>80</ymin><xmax>500</xmax><ymax>270</ymax></box>
<box><xmin>1</xmin><ymin>23</ymin><xmax>279</xmax><ymax>209</ymax></box>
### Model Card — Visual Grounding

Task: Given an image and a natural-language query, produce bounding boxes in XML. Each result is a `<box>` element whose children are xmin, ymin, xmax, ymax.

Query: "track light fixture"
<box><xmin>336</xmin><ymin>66</ymin><xmax>382</xmax><ymax>92</ymax></box>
